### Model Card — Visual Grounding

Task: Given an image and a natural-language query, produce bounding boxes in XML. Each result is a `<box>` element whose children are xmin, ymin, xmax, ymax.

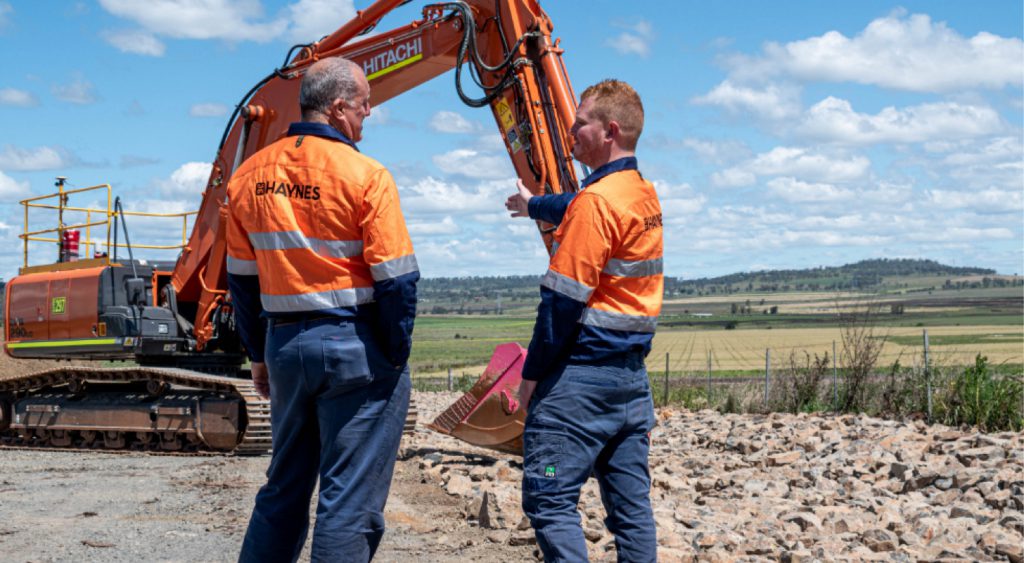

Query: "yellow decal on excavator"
<box><xmin>51</xmin><ymin>297</ymin><xmax>66</xmax><ymax>314</ymax></box>
<box><xmin>495</xmin><ymin>98</ymin><xmax>521</xmax><ymax>152</ymax></box>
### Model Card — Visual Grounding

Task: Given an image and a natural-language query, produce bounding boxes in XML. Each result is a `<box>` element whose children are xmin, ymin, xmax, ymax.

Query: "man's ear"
<box><xmin>328</xmin><ymin>97</ymin><xmax>347</xmax><ymax>120</ymax></box>
<box><xmin>606</xmin><ymin>120</ymin><xmax>620</xmax><ymax>143</ymax></box>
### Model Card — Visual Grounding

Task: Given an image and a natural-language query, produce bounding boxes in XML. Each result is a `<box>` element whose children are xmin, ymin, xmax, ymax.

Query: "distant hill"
<box><xmin>665</xmin><ymin>258</ymin><xmax>1001</xmax><ymax>295</ymax></box>
<box><xmin>418</xmin><ymin>259</ymin><xmax>1013</xmax><ymax>308</ymax></box>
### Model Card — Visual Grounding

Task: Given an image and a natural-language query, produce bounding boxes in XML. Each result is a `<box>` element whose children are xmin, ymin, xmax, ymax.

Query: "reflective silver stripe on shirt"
<box><xmin>313</xmin><ymin>239</ymin><xmax>364</xmax><ymax>259</ymax></box>
<box><xmin>602</xmin><ymin>257</ymin><xmax>663</xmax><ymax>278</ymax></box>
<box><xmin>260</xmin><ymin>287</ymin><xmax>375</xmax><ymax>312</ymax></box>
<box><xmin>249</xmin><ymin>230</ymin><xmax>309</xmax><ymax>250</ymax></box>
<box><xmin>248</xmin><ymin>231</ymin><xmax>363</xmax><ymax>259</ymax></box>
<box><xmin>370</xmin><ymin>254</ymin><xmax>419</xmax><ymax>281</ymax></box>
<box><xmin>580</xmin><ymin>308</ymin><xmax>658</xmax><ymax>333</ymax></box>
<box><xmin>540</xmin><ymin>269</ymin><xmax>594</xmax><ymax>303</ymax></box>
<box><xmin>551</xmin><ymin>242</ymin><xmax>560</xmax><ymax>255</ymax></box>
<box><xmin>226</xmin><ymin>255</ymin><xmax>259</xmax><ymax>276</ymax></box>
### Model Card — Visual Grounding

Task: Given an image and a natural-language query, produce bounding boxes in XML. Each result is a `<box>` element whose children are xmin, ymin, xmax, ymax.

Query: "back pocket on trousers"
<box><xmin>322</xmin><ymin>336</ymin><xmax>374</xmax><ymax>391</ymax></box>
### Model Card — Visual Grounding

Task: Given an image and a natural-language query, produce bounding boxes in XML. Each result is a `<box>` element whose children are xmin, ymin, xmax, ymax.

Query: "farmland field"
<box><xmin>410</xmin><ymin>320</ymin><xmax>1023</xmax><ymax>376</ymax></box>
<box><xmin>411</xmin><ymin>285</ymin><xmax>1023</xmax><ymax>376</ymax></box>
<box><xmin>647</xmin><ymin>324</ymin><xmax>1024</xmax><ymax>372</ymax></box>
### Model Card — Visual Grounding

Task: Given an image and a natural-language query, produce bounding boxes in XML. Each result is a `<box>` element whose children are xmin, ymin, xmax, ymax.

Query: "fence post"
<box><xmin>663</xmin><ymin>352</ymin><xmax>670</xmax><ymax>407</ymax></box>
<box><xmin>764</xmin><ymin>348</ymin><xmax>770</xmax><ymax>409</ymax></box>
<box><xmin>832</xmin><ymin>340</ymin><xmax>838</xmax><ymax>412</ymax></box>
<box><xmin>923</xmin><ymin>329</ymin><xmax>931</xmax><ymax>422</ymax></box>
<box><xmin>706</xmin><ymin>349</ymin><xmax>712</xmax><ymax>407</ymax></box>
<box><xmin>447</xmin><ymin>367</ymin><xmax>453</xmax><ymax>392</ymax></box>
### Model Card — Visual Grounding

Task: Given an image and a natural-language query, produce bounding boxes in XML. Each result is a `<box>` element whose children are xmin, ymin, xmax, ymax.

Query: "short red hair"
<box><xmin>579</xmin><ymin>79</ymin><xmax>644</xmax><ymax>151</ymax></box>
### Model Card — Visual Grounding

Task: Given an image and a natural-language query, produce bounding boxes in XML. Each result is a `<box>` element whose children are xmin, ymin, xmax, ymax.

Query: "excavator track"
<box><xmin>0</xmin><ymin>366</ymin><xmax>271</xmax><ymax>455</ymax></box>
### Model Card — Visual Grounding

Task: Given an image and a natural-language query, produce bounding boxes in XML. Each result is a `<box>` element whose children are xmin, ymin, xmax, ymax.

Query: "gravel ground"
<box><xmin>2</xmin><ymin>357</ymin><xmax>1021</xmax><ymax>562</ymax></box>
<box><xmin>0</xmin><ymin>391</ymin><xmax>535</xmax><ymax>563</ymax></box>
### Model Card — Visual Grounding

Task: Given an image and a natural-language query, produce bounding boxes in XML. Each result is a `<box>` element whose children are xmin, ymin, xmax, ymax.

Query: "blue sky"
<box><xmin>0</xmin><ymin>1</ymin><xmax>1021</xmax><ymax>280</ymax></box>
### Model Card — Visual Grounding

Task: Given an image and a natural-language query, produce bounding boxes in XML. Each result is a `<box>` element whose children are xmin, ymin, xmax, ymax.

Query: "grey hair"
<box><xmin>299</xmin><ymin>58</ymin><xmax>362</xmax><ymax>116</ymax></box>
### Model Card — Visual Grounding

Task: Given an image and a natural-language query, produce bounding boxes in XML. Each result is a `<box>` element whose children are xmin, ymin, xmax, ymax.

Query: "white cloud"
<box><xmin>652</xmin><ymin>181</ymin><xmax>706</xmax><ymax>221</ymax></box>
<box><xmin>432</xmin><ymin>149</ymin><xmax>512</xmax><ymax>179</ymax></box>
<box><xmin>411</xmin><ymin>235</ymin><xmax>547</xmax><ymax>278</ymax></box>
<box><xmin>728</xmin><ymin>11</ymin><xmax>1024</xmax><ymax>92</ymax></box>
<box><xmin>97</xmin><ymin>0</ymin><xmax>287</xmax><ymax>42</ymax></box>
<box><xmin>680</xmin><ymin>138</ymin><xmax>751</xmax><ymax>164</ymax></box>
<box><xmin>907</xmin><ymin>227</ymin><xmax>1014</xmax><ymax>242</ymax></box>
<box><xmin>0</xmin><ymin>170</ymin><xmax>29</xmax><ymax>200</ymax></box>
<box><xmin>693</xmin><ymin>81</ymin><xmax>800</xmax><ymax>120</ymax></box>
<box><xmin>285</xmin><ymin>0</ymin><xmax>355</xmax><ymax>43</ymax></box>
<box><xmin>766</xmin><ymin>177</ymin><xmax>855</xmax><ymax>203</ymax></box>
<box><xmin>799</xmin><ymin>97</ymin><xmax>1004</xmax><ymax>144</ymax></box>
<box><xmin>399</xmin><ymin>177</ymin><xmax>511</xmax><ymax>215</ymax></box>
<box><xmin>941</xmin><ymin>136</ymin><xmax>1021</xmax><ymax>166</ymax></box>
<box><xmin>0</xmin><ymin>145</ymin><xmax>74</xmax><ymax>171</ymax></box>
<box><xmin>52</xmin><ymin>76</ymin><xmax>97</xmax><ymax>105</ymax></box>
<box><xmin>189</xmin><ymin>103</ymin><xmax>228</xmax><ymax>117</ymax></box>
<box><xmin>927</xmin><ymin>188</ymin><xmax>1023</xmax><ymax>214</ymax></box>
<box><xmin>714</xmin><ymin>147</ymin><xmax>870</xmax><ymax>187</ymax></box>
<box><xmin>0</xmin><ymin>87</ymin><xmax>38</xmax><ymax>107</ymax></box>
<box><xmin>429</xmin><ymin>111</ymin><xmax>479</xmax><ymax>134</ymax></box>
<box><xmin>408</xmin><ymin>215</ymin><xmax>459</xmax><ymax>235</ymax></box>
<box><xmin>710</xmin><ymin>168</ymin><xmax>756</xmax><ymax>188</ymax></box>
<box><xmin>929</xmin><ymin>136</ymin><xmax>1024</xmax><ymax>192</ymax></box>
<box><xmin>606</xmin><ymin>19</ymin><xmax>654</xmax><ymax>57</ymax></box>
<box><xmin>473</xmin><ymin>134</ymin><xmax>507</xmax><ymax>153</ymax></box>
<box><xmin>157</xmin><ymin>162</ymin><xmax>212</xmax><ymax>196</ymax></box>
<box><xmin>102</xmin><ymin>29</ymin><xmax>166</xmax><ymax>56</ymax></box>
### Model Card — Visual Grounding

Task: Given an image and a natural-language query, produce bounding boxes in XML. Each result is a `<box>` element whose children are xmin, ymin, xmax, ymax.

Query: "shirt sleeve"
<box><xmin>225</xmin><ymin>191</ymin><xmax>267</xmax><ymax>363</ymax></box>
<box><xmin>527</xmin><ymin>192</ymin><xmax>575</xmax><ymax>226</ymax></box>
<box><xmin>521</xmin><ymin>192</ymin><xmax>616</xmax><ymax>380</ymax></box>
<box><xmin>360</xmin><ymin>167</ymin><xmax>419</xmax><ymax>367</ymax></box>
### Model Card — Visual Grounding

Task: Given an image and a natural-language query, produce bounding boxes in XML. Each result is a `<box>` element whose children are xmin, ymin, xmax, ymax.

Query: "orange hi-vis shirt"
<box><xmin>522</xmin><ymin>157</ymin><xmax>663</xmax><ymax>380</ymax></box>
<box><xmin>226</xmin><ymin>122</ymin><xmax>418</xmax><ymax>365</ymax></box>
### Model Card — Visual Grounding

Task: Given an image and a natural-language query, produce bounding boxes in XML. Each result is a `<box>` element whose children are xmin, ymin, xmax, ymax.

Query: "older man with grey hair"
<box><xmin>229</xmin><ymin>57</ymin><xmax>419</xmax><ymax>563</ymax></box>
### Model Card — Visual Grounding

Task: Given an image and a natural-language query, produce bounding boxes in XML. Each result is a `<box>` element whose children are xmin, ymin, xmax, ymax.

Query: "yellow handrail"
<box><xmin>19</xmin><ymin>182</ymin><xmax>198</xmax><ymax>271</ymax></box>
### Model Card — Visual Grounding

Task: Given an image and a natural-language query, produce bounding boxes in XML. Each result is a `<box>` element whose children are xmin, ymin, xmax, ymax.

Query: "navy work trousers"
<box><xmin>522</xmin><ymin>357</ymin><xmax>657</xmax><ymax>562</ymax></box>
<box><xmin>239</xmin><ymin>317</ymin><xmax>410</xmax><ymax>563</ymax></box>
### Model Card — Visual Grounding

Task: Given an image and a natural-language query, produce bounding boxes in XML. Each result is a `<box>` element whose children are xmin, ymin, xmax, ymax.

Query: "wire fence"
<box><xmin>413</xmin><ymin>329</ymin><xmax>1024</xmax><ymax>431</ymax></box>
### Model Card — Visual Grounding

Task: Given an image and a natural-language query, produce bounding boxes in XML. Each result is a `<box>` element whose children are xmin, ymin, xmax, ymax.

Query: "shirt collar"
<box><xmin>580</xmin><ymin>156</ymin><xmax>638</xmax><ymax>189</ymax></box>
<box><xmin>286</xmin><ymin>122</ymin><xmax>359</xmax><ymax>152</ymax></box>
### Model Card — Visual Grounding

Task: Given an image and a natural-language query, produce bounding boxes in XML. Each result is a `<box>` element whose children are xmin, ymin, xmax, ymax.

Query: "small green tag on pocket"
<box><xmin>544</xmin><ymin>464</ymin><xmax>556</xmax><ymax>478</ymax></box>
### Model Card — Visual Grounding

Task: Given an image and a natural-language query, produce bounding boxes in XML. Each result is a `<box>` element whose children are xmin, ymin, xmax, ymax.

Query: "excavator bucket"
<box><xmin>427</xmin><ymin>342</ymin><xmax>526</xmax><ymax>454</ymax></box>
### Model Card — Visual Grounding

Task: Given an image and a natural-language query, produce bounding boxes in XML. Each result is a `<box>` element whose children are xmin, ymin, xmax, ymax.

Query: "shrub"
<box><xmin>774</xmin><ymin>351</ymin><xmax>830</xmax><ymax>413</ymax></box>
<box><xmin>939</xmin><ymin>355</ymin><xmax>1023</xmax><ymax>432</ymax></box>
<box><xmin>838</xmin><ymin>303</ymin><xmax>887</xmax><ymax>412</ymax></box>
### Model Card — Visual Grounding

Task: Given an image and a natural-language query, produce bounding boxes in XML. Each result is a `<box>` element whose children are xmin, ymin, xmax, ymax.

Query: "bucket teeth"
<box><xmin>427</xmin><ymin>342</ymin><xmax>527</xmax><ymax>454</ymax></box>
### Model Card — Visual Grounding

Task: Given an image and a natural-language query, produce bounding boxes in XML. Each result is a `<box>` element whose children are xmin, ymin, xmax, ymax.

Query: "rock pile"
<box><xmin>410</xmin><ymin>392</ymin><xmax>1024</xmax><ymax>562</ymax></box>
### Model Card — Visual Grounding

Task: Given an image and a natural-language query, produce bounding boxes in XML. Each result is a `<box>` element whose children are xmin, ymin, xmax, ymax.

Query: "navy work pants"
<box><xmin>239</xmin><ymin>317</ymin><xmax>410</xmax><ymax>563</ymax></box>
<box><xmin>522</xmin><ymin>357</ymin><xmax>657</xmax><ymax>562</ymax></box>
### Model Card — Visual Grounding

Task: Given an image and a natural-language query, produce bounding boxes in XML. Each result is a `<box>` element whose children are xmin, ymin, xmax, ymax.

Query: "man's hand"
<box><xmin>251</xmin><ymin>362</ymin><xmax>270</xmax><ymax>399</ymax></box>
<box><xmin>504</xmin><ymin>180</ymin><xmax>533</xmax><ymax>218</ymax></box>
<box><xmin>518</xmin><ymin>378</ymin><xmax>538</xmax><ymax>412</ymax></box>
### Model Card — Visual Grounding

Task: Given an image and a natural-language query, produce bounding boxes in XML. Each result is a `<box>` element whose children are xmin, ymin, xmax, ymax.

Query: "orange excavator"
<box><xmin>0</xmin><ymin>0</ymin><xmax>579</xmax><ymax>454</ymax></box>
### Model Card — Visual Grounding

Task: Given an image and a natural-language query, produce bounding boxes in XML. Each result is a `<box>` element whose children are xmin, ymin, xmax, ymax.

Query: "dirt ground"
<box><xmin>0</xmin><ymin>359</ymin><xmax>536</xmax><ymax>562</ymax></box>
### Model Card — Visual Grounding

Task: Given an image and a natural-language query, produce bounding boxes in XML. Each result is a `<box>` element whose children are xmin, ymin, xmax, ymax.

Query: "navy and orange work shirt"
<box><xmin>226</xmin><ymin>122</ymin><xmax>419</xmax><ymax>367</ymax></box>
<box><xmin>522</xmin><ymin>157</ymin><xmax>663</xmax><ymax>381</ymax></box>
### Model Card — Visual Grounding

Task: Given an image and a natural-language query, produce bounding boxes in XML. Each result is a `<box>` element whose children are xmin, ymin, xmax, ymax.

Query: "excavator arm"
<box><xmin>170</xmin><ymin>0</ymin><xmax>580</xmax><ymax>451</ymax></box>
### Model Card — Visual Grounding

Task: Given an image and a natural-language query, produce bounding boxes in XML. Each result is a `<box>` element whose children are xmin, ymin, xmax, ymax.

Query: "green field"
<box><xmin>409</xmin><ymin>285</ymin><xmax>1024</xmax><ymax>375</ymax></box>
<box><xmin>409</xmin><ymin>316</ymin><xmax>532</xmax><ymax>373</ymax></box>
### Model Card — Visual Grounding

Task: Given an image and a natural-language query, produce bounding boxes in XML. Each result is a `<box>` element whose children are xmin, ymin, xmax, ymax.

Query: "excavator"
<box><xmin>0</xmin><ymin>0</ymin><xmax>579</xmax><ymax>454</ymax></box>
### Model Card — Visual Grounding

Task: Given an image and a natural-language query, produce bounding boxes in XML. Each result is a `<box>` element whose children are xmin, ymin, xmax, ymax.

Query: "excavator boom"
<box><xmin>172</xmin><ymin>0</ymin><xmax>580</xmax><ymax>452</ymax></box>
<box><xmin>2</xmin><ymin>0</ymin><xmax>579</xmax><ymax>454</ymax></box>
